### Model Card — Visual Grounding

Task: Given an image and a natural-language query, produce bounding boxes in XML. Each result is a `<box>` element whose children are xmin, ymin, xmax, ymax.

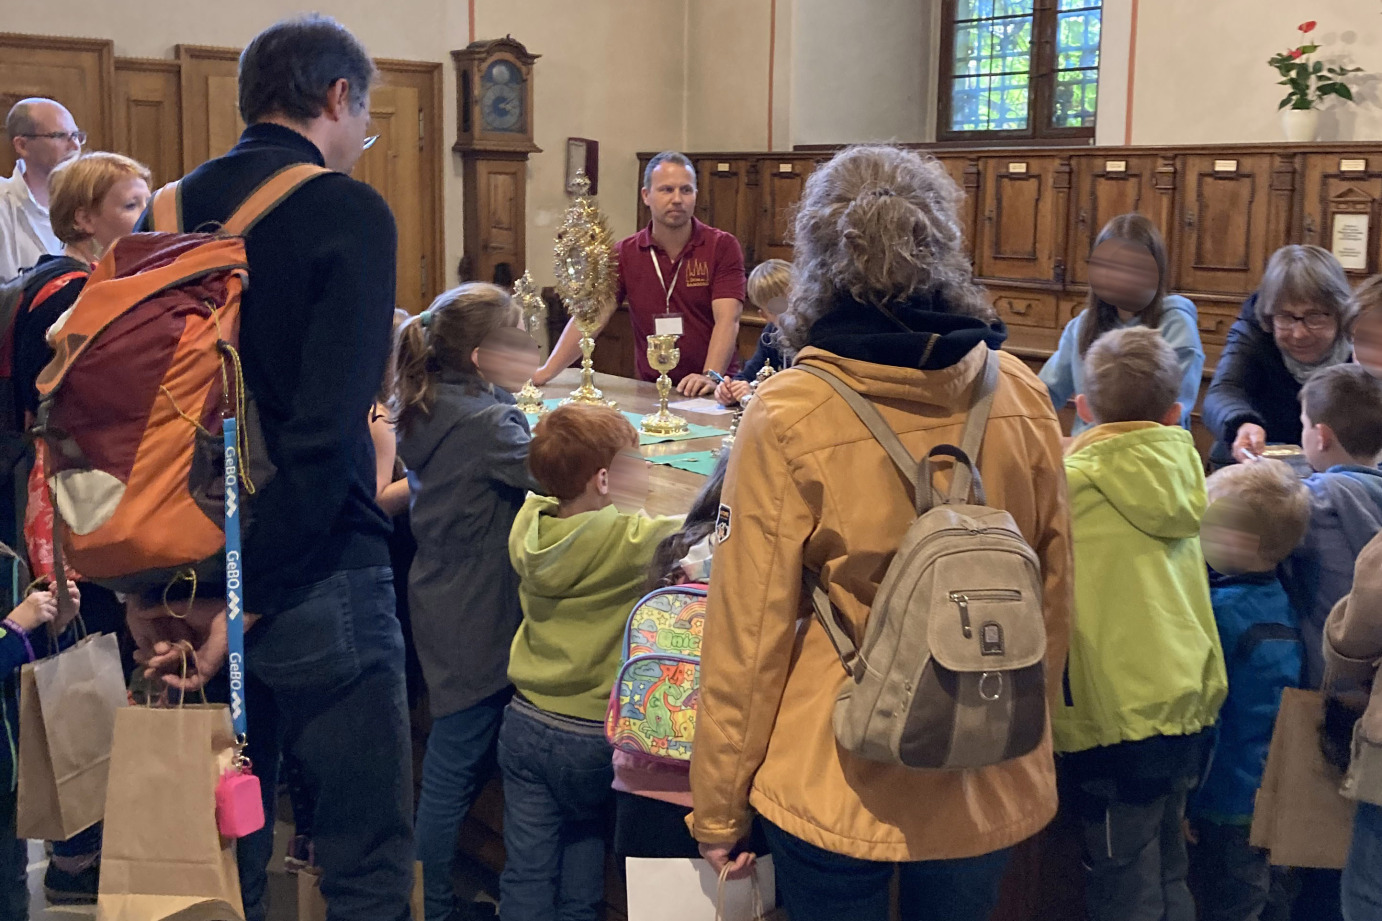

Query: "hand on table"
<box><xmin>677</xmin><ymin>373</ymin><xmax>717</xmax><ymax>397</ymax></box>
<box><xmin>699</xmin><ymin>841</ymin><xmax>756</xmax><ymax>880</ymax></box>
<box><xmin>1231</xmin><ymin>423</ymin><xmax>1267</xmax><ymax>464</ymax></box>
<box><xmin>715</xmin><ymin>380</ymin><xmax>751</xmax><ymax>406</ymax></box>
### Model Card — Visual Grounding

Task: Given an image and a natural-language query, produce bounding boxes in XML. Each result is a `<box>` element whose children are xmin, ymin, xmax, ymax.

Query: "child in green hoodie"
<box><xmin>1056</xmin><ymin>326</ymin><xmax>1227</xmax><ymax>921</ymax></box>
<box><xmin>501</xmin><ymin>404</ymin><xmax>681</xmax><ymax>921</ymax></box>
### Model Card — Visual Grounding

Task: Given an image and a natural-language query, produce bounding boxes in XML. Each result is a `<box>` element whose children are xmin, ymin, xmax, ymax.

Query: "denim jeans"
<box><xmin>761</xmin><ymin>820</ymin><xmax>1011</xmax><ymax>921</ymax></box>
<box><xmin>497</xmin><ymin>699</ymin><xmax>613</xmax><ymax>921</ymax></box>
<box><xmin>1343</xmin><ymin>801</ymin><xmax>1382</xmax><ymax>921</ymax></box>
<box><xmin>237</xmin><ymin>567</ymin><xmax>414</xmax><ymax>921</ymax></box>
<box><xmin>415</xmin><ymin>688</ymin><xmax>510</xmax><ymax>921</ymax></box>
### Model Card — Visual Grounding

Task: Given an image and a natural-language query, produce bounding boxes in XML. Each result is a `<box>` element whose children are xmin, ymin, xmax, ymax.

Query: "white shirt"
<box><xmin>0</xmin><ymin>161</ymin><xmax>62</xmax><ymax>282</ymax></box>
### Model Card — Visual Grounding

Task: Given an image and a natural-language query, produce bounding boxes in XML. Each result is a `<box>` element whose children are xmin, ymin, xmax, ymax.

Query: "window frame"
<box><xmin>937</xmin><ymin>0</ymin><xmax>1101</xmax><ymax>143</ymax></box>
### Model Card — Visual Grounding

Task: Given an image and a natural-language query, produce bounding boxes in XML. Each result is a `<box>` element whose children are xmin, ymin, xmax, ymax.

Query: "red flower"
<box><xmin>1290</xmin><ymin>48</ymin><xmax>1304</xmax><ymax>59</ymax></box>
<box><xmin>1299</xmin><ymin>21</ymin><xmax>1317</xmax><ymax>33</ymax></box>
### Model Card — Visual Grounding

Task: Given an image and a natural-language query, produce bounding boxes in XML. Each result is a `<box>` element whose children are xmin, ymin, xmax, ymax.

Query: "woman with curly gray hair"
<box><xmin>688</xmin><ymin>146</ymin><xmax>1073</xmax><ymax>921</ymax></box>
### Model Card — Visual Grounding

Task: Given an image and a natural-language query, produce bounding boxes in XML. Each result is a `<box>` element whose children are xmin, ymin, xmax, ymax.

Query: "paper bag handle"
<box><xmin>716</xmin><ymin>863</ymin><xmax>768</xmax><ymax>921</ymax></box>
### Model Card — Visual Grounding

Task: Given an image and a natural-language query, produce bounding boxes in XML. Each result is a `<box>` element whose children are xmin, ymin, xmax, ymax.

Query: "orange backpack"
<box><xmin>34</xmin><ymin>163</ymin><xmax>330</xmax><ymax>592</ymax></box>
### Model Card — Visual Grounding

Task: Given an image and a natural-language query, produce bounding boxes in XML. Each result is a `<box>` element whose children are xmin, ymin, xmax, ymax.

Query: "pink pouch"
<box><xmin>216</xmin><ymin>769</ymin><xmax>265</xmax><ymax>839</ymax></box>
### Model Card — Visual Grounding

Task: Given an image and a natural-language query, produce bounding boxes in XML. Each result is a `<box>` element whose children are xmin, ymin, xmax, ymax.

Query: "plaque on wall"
<box><xmin>1332</xmin><ymin>213</ymin><xmax>1371</xmax><ymax>272</ymax></box>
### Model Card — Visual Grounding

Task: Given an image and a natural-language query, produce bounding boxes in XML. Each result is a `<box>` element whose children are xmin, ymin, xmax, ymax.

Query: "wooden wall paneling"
<box><xmin>177</xmin><ymin>45</ymin><xmax>242</xmax><ymax>174</ymax></box>
<box><xmin>0</xmin><ymin>34</ymin><xmax>114</xmax><ymax>178</ymax></box>
<box><xmin>976</xmin><ymin>155</ymin><xmax>1061</xmax><ymax>283</ymax></box>
<box><xmin>1067</xmin><ymin>154</ymin><xmax>1165</xmax><ymax>287</ymax></box>
<box><xmin>113</xmin><ymin>58</ymin><xmax>181</xmax><ymax>188</ymax></box>
<box><xmin>1301</xmin><ymin>152</ymin><xmax>1382</xmax><ymax>278</ymax></box>
<box><xmin>371</xmin><ymin>59</ymin><xmax>447</xmax><ymax>309</ymax></box>
<box><xmin>694</xmin><ymin>158</ymin><xmax>756</xmax><ymax>264</ymax></box>
<box><xmin>1173</xmin><ymin>153</ymin><xmax>1277</xmax><ymax>296</ymax></box>
<box><xmin>757</xmin><ymin>157</ymin><xmax>814</xmax><ymax>263</ymax></box>
<box><xmin>936</xmin><ymin>154</ymin><xmax>980</xmax><ymax>261</ymax></box>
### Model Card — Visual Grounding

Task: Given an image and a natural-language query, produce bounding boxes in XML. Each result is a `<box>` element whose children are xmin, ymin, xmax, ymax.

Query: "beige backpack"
<box><xmin>799</xmin><ymin>350</ymin><xmax>1048</xmax><ymax>770</ymax></box>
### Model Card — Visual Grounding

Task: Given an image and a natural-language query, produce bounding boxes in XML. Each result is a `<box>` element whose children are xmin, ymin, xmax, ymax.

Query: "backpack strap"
<box><xmin>150</xmin><ymin>181</ymin><xmax>182</xmax><ymax>233</ymax></box>
<box><xmin>946</xmin><ymin>348</ymin><xmax>1001</xmax><ymax>505</ymax></box>
<box><xmin>795</xmin><ymin>364</ymin><xmax>937</xmax><ymax>516</ymax></box>
<box><xmin>804</xmin><ymin>572</ymin><xmax>862</xmax><ymax>678</ymax></box>
<box><xmin>223</xmin><ymin>164</ymin><xmax>332</xmax><ymax>236</ymax></box>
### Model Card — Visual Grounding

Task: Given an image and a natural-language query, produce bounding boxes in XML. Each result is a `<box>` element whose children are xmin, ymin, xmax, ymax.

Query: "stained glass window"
<box><xmin>943</xmin><ymin>0</ymin><xmax>1102</xmax><ymax>139</ymax></box>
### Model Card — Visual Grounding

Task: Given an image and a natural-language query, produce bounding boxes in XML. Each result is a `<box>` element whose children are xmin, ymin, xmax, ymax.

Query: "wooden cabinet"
<box><xmin>0</xmin><ymin>34</ymin><xmax>114</xmax><ymax>179</ymax></box>
<box><xmin>113</xmin><ymin>58</ymin><xmax>181</xmax><ymax>188</ymax></box>
<box><xmin>758</xmin><ymin>157</ymin><xmax>814</xmax><ymax>263</ymax></box>
<box><xmin>694</xmin><ymin>158</ymin><xmax>756</xmax><ymax>263</ymax></box>
<box><xmin>975</xmin><ymin>155</ymin><xmax>1069</xmax><ymax>284</ymax></box>
<box><xmin>1300</xmin><ymin>152</ymin><xmax>1382</xmax><ymax>277</ymax></box>
<box><xmin>1173</xmin><ymin>153</ymin><xmax>1291</xmax><ymax>296</ymax></box>
<box><xmin>1067</xmin><ymin>154</ymin><xmax>1174</xmax><ymax>286</ymax></box>
<box><xmin>936</xmin><ymin>154</ymin><xmax>979</xmax><ymax>258</ymax></box>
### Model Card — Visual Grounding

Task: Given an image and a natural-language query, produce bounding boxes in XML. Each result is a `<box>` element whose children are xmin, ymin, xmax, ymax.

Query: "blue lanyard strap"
<box><xmin>224</xmin><ymin>415</ymin><xmax>248</xmax><ymax>744</ymax></box>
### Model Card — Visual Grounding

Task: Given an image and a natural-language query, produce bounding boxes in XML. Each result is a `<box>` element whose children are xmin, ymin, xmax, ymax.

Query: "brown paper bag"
<box><xmin>1249</xmin><ymin>688</ymin><xmax>1357</xmax><ymax>869</ymax></box>
<box><xmin>17</xmin><ymin>631</ymin><xmax>128</xmax><ymax>839</ymax></box>
<box><xmin>297</xmin><ymin>862</ymin><xmax>425</xmax><ymax>921</ymax></box>
<box><xmin>97</xmin><ymin>703</ymin><xmax>245</xmax><ymax>921</ymax></box>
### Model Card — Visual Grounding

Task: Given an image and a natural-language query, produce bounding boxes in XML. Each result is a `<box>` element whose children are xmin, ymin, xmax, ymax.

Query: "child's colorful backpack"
<box><xmin>605</xmin><ymin>584</ymin><xmax>706</xmax><ymax>768</ymax></box>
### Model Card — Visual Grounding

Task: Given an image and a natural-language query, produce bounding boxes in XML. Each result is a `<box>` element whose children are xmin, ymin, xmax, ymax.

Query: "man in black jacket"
<box><xmin>133</xmin><ymin>16</ymin><xmax>411</xmax><ymax>921</ymax></box>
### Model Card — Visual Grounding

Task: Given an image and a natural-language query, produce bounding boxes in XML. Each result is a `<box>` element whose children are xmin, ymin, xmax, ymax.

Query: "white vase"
<box><xmin>1282</xmin><ymin>108</ymin><xmax>1321</xmax><ymax>142</ymax></box>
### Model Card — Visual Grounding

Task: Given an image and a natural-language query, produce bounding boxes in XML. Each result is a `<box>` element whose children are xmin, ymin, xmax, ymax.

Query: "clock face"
<box><xmin>481</xmin><ymin>60</ymin><xmax>524</xmax><ymax>133</ymax></box>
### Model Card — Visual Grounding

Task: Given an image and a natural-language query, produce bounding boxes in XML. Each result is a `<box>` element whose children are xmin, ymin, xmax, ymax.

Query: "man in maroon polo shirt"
<box><xmin>534</xmin><ymin>151</ymin><xmax>745</xmax><ymax>396</ymax></box>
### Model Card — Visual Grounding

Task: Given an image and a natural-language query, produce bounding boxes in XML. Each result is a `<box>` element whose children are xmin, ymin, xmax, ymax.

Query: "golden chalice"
<box><xmin>512</xmin><ymin>271</ymin><xmax>548</xmax><ymax>415</ymax></box>
<box><xmin>640</xmin><ymin>333</ymin><xmax>690</xmax><ymax>437</ymax></box>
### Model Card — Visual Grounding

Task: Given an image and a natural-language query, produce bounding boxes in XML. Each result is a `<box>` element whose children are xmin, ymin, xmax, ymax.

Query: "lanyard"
<box><xmin>649</xmin><ymin>248</ymin><xmax>685</xmax><ymax>313</ymax></box>
<box><xmin>224</xmin><ymin>415</ymin><xmax>248</xmax><ymax>743</ymax></box>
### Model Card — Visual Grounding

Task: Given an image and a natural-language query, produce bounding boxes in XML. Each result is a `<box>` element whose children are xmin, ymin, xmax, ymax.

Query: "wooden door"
<box><xmin>757</xmin><ymin>157</ymin><xmax>814</xmax><ymax>263</ymax></box>
<box><xmin>694</xmin><ymin>158</ymin><xmax>754</xmax><ymax>264</ymax></box>
<box><xmin>177</xmin><ymin>45</ymin><xmax>242</xmax><ymax>174</ymax></box>
<box><xmin>976</xmin><ymin>155</ymin><xmax>1068</xmax><ymax>283</ymax></box>
<box><xmin>1067</xmin><ymin>154</ymin><xmax>1174</xmax><ymax>287</ymax></box>
<box><xmin>0</xmin><ymin>34</ymin><xmax>114</xmax><ymax>177</ymax></box>
<box><xmin>1301</xmin><ymin>152</ymin><xmax>1382</xmax><ymax>279</ymax></box>
<box><xmin>356</xmin><ymin>83</ymin><xmax>424</xmax><ymax>313</ymax></box>
<box><xmin>373</xmin><ymin>60</ymin><xmax>444</xmax><ymax>305</ymax></box>
<box><xmin>1174</xmin><ymin>154</ymin><xmax>1283</xmax><ymax>296</ymax></box>
<box><xmin>113</xmin><ymin>59</ymin><xmax>182</xmax><ymax>187</ymax></box>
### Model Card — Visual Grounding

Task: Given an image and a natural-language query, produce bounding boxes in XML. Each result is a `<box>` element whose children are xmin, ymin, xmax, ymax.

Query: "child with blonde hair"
<box><xmin>714</xmin><ymin>259</ymin><xmax>791</xmax><ymax>405</ymax></box>
<box><xmin>396</xmin><ymin>283</ymin><xmax>542</xmax><ymax>921</ymax></box>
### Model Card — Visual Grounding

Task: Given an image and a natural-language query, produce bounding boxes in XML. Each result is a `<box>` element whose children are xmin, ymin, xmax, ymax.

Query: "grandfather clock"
<box><xmin>453</xmin><ymin>36</ymin><xmax>540</xmax><ymax>284</ymax></box>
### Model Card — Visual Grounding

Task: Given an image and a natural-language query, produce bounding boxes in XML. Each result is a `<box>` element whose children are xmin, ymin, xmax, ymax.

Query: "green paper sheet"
<box><xmin>647</xmin><ymin>450</ymin><xmax>722</xmax><ymax>476</ymax></box>
<box><xmin>524</xmin><ymin>399</ymin><xmax>722</xmax><ymax>444</ymax></box>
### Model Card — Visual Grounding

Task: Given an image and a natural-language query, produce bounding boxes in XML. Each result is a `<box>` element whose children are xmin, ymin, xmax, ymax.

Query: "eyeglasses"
<box><xmin>20</xmin><ymin>131</ymin><xmax>86</xmax><ymax>145</ymax></box>
<box><xmin>363</xmin><ymin>135</ymin><xmax>379</xmax><ymax>151</ymax></box>
<box><xmin>1272</xmin><ymin>311</ymin><xmax>1335</xmax><ymax>333</ymax></box>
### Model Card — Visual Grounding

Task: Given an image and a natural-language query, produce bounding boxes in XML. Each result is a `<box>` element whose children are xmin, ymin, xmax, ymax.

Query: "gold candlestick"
<box><xmin>554</xmin><ymin>170</ymin><xmax>618</xmax><ymax>407</ymax></box>
<box><xmin>640</xmin><ymin>333</ymin><xmax>690</xmax><ymax>437</ymax></box>
<box><xmin>512</xmin><ymin>271</ymin><xmax>548</xmax><ymax>415</ymax></box>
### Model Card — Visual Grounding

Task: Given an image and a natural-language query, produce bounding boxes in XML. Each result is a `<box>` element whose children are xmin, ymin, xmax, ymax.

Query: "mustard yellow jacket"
<box><xmin>689</xmin><ymin>344</ymin><xmax>1074</xmax><ymax>862</ymax></box>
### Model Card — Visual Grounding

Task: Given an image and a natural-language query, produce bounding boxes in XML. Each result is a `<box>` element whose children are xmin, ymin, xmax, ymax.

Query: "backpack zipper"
<box><xmin>948</xmin><ymin>589</ymin><xmax>1023</xmax><ymax>639</ymax></box>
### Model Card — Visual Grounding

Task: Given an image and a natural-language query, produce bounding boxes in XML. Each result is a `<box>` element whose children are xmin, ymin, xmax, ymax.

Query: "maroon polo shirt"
<box><xmin>616</xmin><ymin>218</ymin><xmax>746</xmax><ymax>382</ymax></box>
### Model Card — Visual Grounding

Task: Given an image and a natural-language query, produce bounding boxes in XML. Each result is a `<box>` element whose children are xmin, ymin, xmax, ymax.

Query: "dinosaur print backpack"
<box><xmin>605</xmin><ymin>584</ymin><xmax>706</xmax><ymax>769</ymax></box>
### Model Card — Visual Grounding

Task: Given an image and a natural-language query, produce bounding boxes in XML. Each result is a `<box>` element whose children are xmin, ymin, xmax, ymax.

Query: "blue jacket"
<box><xmin>1039</xmin><ymin>295</ymin><xmax>1204</xmax><ymax>436</ymax></box>
<box><xmin>1282</xmin><ymin>465</ymin><xmax>1382</xmax><ymax>688</ymax></box>
<box><xmin>736</xmin><ymin>323</ymin><xmax>784</xmax><ymax>382</ymax></box>
<box><xmin>1192</xmin><ymin>570</ymin><xmax>1302</xmax><ymax>824</ymax></box>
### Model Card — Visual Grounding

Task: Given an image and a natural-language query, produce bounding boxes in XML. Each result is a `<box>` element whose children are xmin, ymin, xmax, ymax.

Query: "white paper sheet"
<box><xmin>669</xmin><ymin>397</ymin><xmax>735</xmax><ymax>415</ymax></box>
<box><xmin>625</xmin><ymin>856</ymin><xmax>776</xmax><ymax>921</ymax></box>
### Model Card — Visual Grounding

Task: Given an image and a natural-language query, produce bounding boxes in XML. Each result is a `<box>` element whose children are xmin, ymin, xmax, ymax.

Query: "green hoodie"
<box><xmin>1054</xmin><ymin>421</ymin><xmax>1227</xmax><ymax>754</ymax></box>
<box><xmin>508</xmin><ymin>494</ymin><xmax>682</xmax><ymax>721</ymax></box>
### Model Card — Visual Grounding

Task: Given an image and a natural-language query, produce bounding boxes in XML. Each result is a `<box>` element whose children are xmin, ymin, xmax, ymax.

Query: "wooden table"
<box><xmin>542</xmin><ymin>369</ymin><xmax>730</xmax><ymax>517</ymax></box>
